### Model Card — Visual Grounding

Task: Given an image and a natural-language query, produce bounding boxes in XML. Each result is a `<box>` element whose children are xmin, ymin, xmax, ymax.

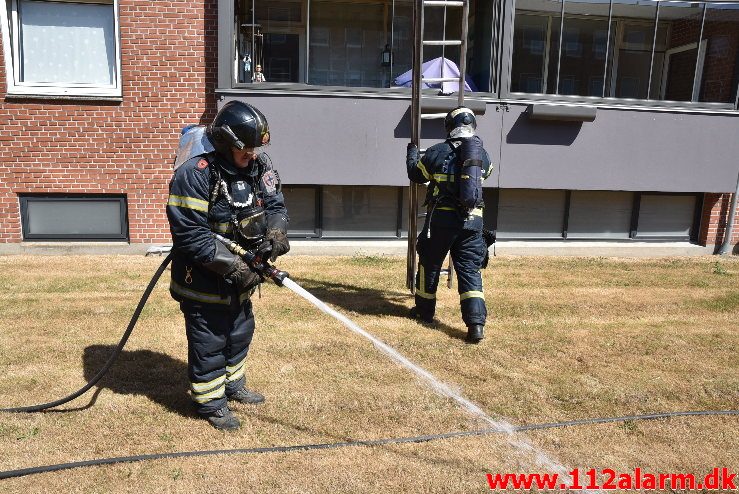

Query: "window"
<box><xmin>232</xmin><ymin>0</ymin><xmax>488</xmax><ymax>91</ymax></box>
<box><xmin>496</xmin><ymin>189</ymin><xmax>567</xmax><ymax>239</ymax></box>
<box><xmin>282</xmin><ymin>186</ymin><xmax>319</xmax><ymax>237</ymax></box>
<box><xmin>309</xmin><ymin>1</ymin><xmax>387</xmax><ymax>88</ymax></box>
<box><xmin>236</xmin><ymin>0</ymin><xmax>305</xmax><ymax>83</ymax></box>
<box><xmin>509</xmin><ymin>0</ymin><xmax>739</xmax><ymax>108</ymax></box>
<box><xmin>567</xmin><ymin>190</ymin><xmax>633</xmax><ymax>239</ymax></box>
<box><xmin>635</xmin><ymin>194</ymin><xmax>699</xmax><ymax>240</ymax></box>
<box><xmin>1</xmin><ymin>0</ymin><xmax>121</xmax><ymax>98</ymax></box>
<box><xmin>322</xmin><ymin>186</ymin><xmax>399</xmax><ymax>237</ymax></box>
<box><xmin>20</xmin><ymin>195</ymin><xmax>128</xmax><ymax>240</ymax></box>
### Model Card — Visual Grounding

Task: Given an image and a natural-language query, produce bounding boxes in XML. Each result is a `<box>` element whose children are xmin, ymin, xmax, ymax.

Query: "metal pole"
<box><xmin>718</xmin><ymin>168</ymin><xmax>739</xmax><ymax>256</ymax></box>
<box><xmin>407</xmin><ymin>0</ymin><xmax>424</xmax><ymax>292</ymax></box>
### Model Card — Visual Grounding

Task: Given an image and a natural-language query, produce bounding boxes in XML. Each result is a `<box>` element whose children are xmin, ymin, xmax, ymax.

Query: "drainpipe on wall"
<box><xmin>718</xmin><ymin>168</ymin><xmax>739</xmax><ymax>256</ymax></box>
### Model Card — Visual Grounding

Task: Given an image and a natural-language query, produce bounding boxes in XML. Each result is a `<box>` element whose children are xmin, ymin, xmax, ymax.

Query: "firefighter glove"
<box><xmin>258</xmin><ymin>229</ymin><xmax>290</xmax><ymax>262</ymax></box>
<box><xmin>406</xmin><ymin>142</ymin><xmax>419</xmax><ymax>168</ymax></box>
<box><xmin>225</xmin><ymin>257</ymin><xmax>262</xmax><ymax>291</ymax></box>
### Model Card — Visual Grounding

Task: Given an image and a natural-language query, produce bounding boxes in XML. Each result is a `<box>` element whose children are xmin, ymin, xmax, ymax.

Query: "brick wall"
<box><xmin>700</xmin><ymin>193</ymin><xmax>739</xmax><ymax>252</ymax></box>
<box><xmin>0</xmin><ymin>0</ymin><xmax>218</xmax><ymax>244</ymax></box>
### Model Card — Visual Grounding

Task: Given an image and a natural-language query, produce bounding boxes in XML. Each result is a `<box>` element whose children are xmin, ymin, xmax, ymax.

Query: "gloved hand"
<box><xmin>257</xmin><ymin>229</ymin><xmax>290</xmax><ymax>262</ymax></box>
<box><xmin>225</xmin><ymin>257</ymin><xmax>262</xmax><ymax>291</ymax></box>
<box><xmin>406</xmin><ymin>142</ymin><xmax>419</xmax><ymax>167</ymax></box>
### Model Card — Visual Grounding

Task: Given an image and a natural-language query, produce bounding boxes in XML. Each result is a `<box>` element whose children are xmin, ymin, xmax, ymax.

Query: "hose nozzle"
<box><xmin>214</xmin><ymin>234</ymin><xmax>289</xmax><ymax>287</ymax></box>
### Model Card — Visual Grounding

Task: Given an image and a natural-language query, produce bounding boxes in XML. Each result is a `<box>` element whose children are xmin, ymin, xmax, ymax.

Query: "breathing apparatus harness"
<box><xmin>422</xmin><ymin>138</ymin><xmax>483</xmax><ymax>232</ymax></box>
<box><xmin>421</xmin><ymin>138</ymin><xmax>495</xmax><ymax>265</ymax></box>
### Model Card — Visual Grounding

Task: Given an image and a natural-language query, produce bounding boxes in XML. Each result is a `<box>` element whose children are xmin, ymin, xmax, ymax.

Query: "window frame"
<box><xmin>20</xmin><ymin>194</ymin><xmax>129</xmax><ymax>241</ymax></box>
<box><xmin>0</xmin><ymin>0</ymin><xmax>123</xmax><ymax>100</ymax></box>
<box><xmin>486</xmin><ymin>188</ymin><xmax>702</xmax><ymax>242</ymax></box>
<box><xmin>218</xmin><ymin>0</ymin><xmax>738</xmax><ymax>113</ymax></box>
<box><xmin>500</xmin><ymin>0</ymin><xmax>739</xmax><ymax>112</ymax></box>
<box><xmin>282</xmin><ymin>184</ymin><xmax>321</xmax><ymax>238</ymax></box>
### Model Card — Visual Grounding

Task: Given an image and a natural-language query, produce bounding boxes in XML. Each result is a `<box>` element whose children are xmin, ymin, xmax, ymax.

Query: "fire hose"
<box><xmin>0</xmin><ymin>235</ymin><xmax>287</xmax><ymax>414</ymax></box>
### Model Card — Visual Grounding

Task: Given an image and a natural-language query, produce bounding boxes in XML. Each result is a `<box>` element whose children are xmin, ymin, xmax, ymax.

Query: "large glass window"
<box><xmin>636</xmin><ymin>194</ymin><xmax>697</xmax><ymax>239</ymax></box>
<box><xmin>233</xmin><ymin>0</ymin><xmax>489</xmax><ymax>91</ymax></box>
<box><xmin>510</xmin><ymin>0</ymin><xmax>739</xmax><ymax>106</ymax></box>
<box><xmin>20</xmin><ymin>195</ymin><xmax>128</xmax><ymax>240</ymax></box>
<box><xmin>567</xmin><ymin>190</ymin><xmax>633</xmax><ymax>239</ymax></box>
<box><xmin>236</xmin><ymin>0</ymin><xmax>305</xmax><ymax>83</ymax></box>
<box><xmin>322</xmin><ymin>186</ymin><xmax>399</xmax><ymax>237</ymax></box>
<box><xmin>1</xmin><ymin>0</ymin><xmax>121</xmax><ymax>98</ymax></box>
<box><xmin>698</xmin><ymin>3</ymin><xmax>739</xmax><ymax>104</ymax></box>
<box><xmin>497</xmin><ymin>189</ymin><xmax>567</xmax><ymax>239</ymax></box>
<box><xmin>309</xmin><ymin>1</ymin><xmax>387</xmax><ymax>87</ymax></box>
<box><xmin>282</xmin><ymin>186</ymin><xmax>318</xmax><ymax>237</ymax></box>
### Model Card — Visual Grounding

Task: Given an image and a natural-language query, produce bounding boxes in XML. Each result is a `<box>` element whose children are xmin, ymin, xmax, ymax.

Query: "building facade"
<box><xmin>1</xmin><ymin>0</ymin><xmax>738</xmax><ymax>250</ymax></box>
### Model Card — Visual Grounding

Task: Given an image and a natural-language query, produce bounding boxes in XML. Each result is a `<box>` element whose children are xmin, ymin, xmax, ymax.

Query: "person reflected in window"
<box><xmin>406</xmin><ymin>107</ymin><xmax>495</xmax><ymax>343</ymax></box>
<box><xmin>253</xmin><ymin>64</ymin><xmax>266</xmax><ymax>83</ymax></box>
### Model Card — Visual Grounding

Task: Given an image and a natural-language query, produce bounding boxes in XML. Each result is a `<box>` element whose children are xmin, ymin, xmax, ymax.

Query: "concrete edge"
<box><xmin>0</xmin><ymin>240</ymin><xmax>722</xmax><ymax>258</ymax></box>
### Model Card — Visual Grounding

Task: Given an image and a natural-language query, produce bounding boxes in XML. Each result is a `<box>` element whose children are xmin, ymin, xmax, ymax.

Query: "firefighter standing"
<box><xmin>167</xmin><ymin>101</ymin><xmax>289</xmax><ymax>430</ymax></box>
<box><xmin>406</xmin><ymin>107</ymin><xmax>494</xmax><ymax>343</ymax></box>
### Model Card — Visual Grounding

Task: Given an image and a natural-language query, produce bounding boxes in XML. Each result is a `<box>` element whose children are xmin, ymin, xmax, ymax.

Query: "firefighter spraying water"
<box><xmin>166</xmin><ymin>101</ymin><xmax>290</xmax><ymax>430</ymax></box>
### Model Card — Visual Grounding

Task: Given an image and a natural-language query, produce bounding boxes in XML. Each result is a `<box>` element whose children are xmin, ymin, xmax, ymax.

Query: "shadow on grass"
<box><xmin>294</xmin><ymin>277</ymin><xmax>469</xmax><ymax>342</ymax></box>
<box><xmin>83</xmin><ymin>345</ymin><xmax>194</xmax><ymax>418</ymax></box>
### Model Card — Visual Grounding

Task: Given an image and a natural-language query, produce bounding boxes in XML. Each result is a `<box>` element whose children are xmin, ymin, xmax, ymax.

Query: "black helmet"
<box><xmin>207</xmin><ymin>101</ymin><xmax>270</xmax><ymax>157</ymax></box>
<box><xmin>444</xmin><ymin>106</ymin><xmax>477</xmax><ymax>135</ymax></box>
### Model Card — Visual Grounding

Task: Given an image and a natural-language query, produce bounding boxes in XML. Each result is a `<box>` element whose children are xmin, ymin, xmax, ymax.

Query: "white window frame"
<box><xmin>0</xmin><ymin>0</ymin><xmax>122</xmax><ymax>99</ymax></box>
<box><xmin>660</xmin><ymin>40</ymin><xmax>707</xmax><ymax>102</ymax></box>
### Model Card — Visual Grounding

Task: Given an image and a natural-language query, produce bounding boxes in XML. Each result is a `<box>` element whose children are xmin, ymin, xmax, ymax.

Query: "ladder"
<box><xmin>406</xmin><ymin>0</ymin><xmax>471</xmax><ymax>293</ymax></box>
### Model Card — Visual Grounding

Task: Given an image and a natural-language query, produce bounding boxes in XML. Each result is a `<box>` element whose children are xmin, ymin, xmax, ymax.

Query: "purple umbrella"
<box><xmin>393</xmin><ymin>57</ymin><xmax>478</xmax><ymax>94</ymax></box>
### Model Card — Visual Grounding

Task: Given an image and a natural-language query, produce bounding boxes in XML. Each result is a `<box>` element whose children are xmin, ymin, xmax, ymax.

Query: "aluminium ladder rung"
<box><xmin>422</xmin><ymin>77</ymin><xmax>460</xmax><ymax>83</ymax></box>
<box><xmin>422</xmin><ymin>40</ymin><xmax>462</xmax><ymax>46</ymax></box>
<box><xmin>423</xmin><ymin>1</ymin><xmax>464</xmax><ymax>6</ymax></box>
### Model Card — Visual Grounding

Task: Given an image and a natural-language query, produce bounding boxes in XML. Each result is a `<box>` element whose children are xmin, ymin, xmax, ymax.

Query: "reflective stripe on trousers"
<box><xmin>180</xmin><ymin>298</ymin><xmax>255</xmax><ymax>414</ymax></box>
<box><xmin>415</xmin><ymin>225</ymin><xmax>487</xmax><ymax>327</ymax></box>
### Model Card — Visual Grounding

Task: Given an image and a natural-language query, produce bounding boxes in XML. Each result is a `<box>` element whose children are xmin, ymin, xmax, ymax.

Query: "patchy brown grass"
<box><xmin>0</xmin><ymin>254</ymin><xmax>737</xmax><ymax>492</ymax></box>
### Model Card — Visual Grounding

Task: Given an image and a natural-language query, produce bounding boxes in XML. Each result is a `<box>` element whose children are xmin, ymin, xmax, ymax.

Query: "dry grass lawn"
<box><xmin>0</xmin><ymin>254</ymin><xmax>737</xmax><ymax>493</ymax></box>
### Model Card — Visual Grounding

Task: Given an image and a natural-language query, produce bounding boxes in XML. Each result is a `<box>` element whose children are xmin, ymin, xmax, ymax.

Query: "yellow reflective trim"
<box><xmin>226</xmin><ymin>357</ymin><xmax>246</xmax><ymax>375</ymax></box>
<box><xmin>436</xmin><ymin>206</ymin><xmax>483</xmax><ymax>217</ymax></box>
<box><xmin>226</xmin><ymin>362</ymin><xmax>246</xmax><ymax>383</ymax></box>
<box><xmin>167</xmin><ymin>194</ymin><xmax>209</xmax><ymax>213</ymax></box>
<box><xmin>191</xmin><ymin>374</ymin><xmax>226</xmax><ymax>393</ymax></box>
<box><xmin>210</xmin><ymin>222</ymin><xmax>232</xmax><ymax>233</ymax></box>
<box><xmin>433</xmin><ymin>174</ymin><xmax>454</xmax><ymax>182</ymax></box>
<box><xmin>170</xmin><ymin>281</ymin><xmax>231</xmax><ymax>305</ymax></box>
<box><xmin>461</xmin><ymin>174</ymin><xmax>470</xmax><ymax>179</ymax></box>
<box><xmin>460</xmin><ymin>290</ymin><xmax>485</xmax><ymax>301</ymax></box>
<box><xmin>417</xmin><ymin>161</ymin><xmax>431</xmax><ymax>180</ymax></box>
<box><xmin>192</xmin><ymin>385</ymin><xmax>225</xmax><ymax>403</ymax></box>
<box><xmin>416</xmin><ymin>265</ymin><xmax>436</xmax><ymax>300</ymax></box>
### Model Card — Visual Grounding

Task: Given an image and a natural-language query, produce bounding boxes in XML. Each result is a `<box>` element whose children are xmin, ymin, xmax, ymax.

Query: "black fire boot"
<box><xmin>466</xmin><ymin>324</ymin><xmax>484</xmax><ymax>343</ymax></box>
<box><xmin>228</xmin><ymin>387</ymin><xmax>266</xmax><ymax>405</ymax></box>
<box><xmin>202</xmin><ymin>406</ymin><xmax>240</xmax><ymax>430</ymax></box>
<box><xmin>409</xmin><ymin>306</ymin><xmax>435</xmax><ymax>325</ymax></box>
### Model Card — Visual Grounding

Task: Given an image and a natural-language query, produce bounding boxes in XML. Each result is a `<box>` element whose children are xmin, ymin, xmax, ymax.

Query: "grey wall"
<box><xmin>219</xmin><ymin>91</ymin><xmax>739</xmax><ymax>193</ymax></box>
<box><xmin>499</xmin><ymin>104</ymin><xmax>739</xmax><ymax>193</ymax></box>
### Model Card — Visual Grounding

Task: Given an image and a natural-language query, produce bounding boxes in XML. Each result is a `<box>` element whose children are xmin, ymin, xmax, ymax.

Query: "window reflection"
<box><xmin>511</xmin><ymin>0</ymin><xmax>739</xmax><ymax>105</ymax></box>
<box><xmin>699</xmin><ymin>3</ymin><xmax>739</xmax><ymax>104</ymax></box>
